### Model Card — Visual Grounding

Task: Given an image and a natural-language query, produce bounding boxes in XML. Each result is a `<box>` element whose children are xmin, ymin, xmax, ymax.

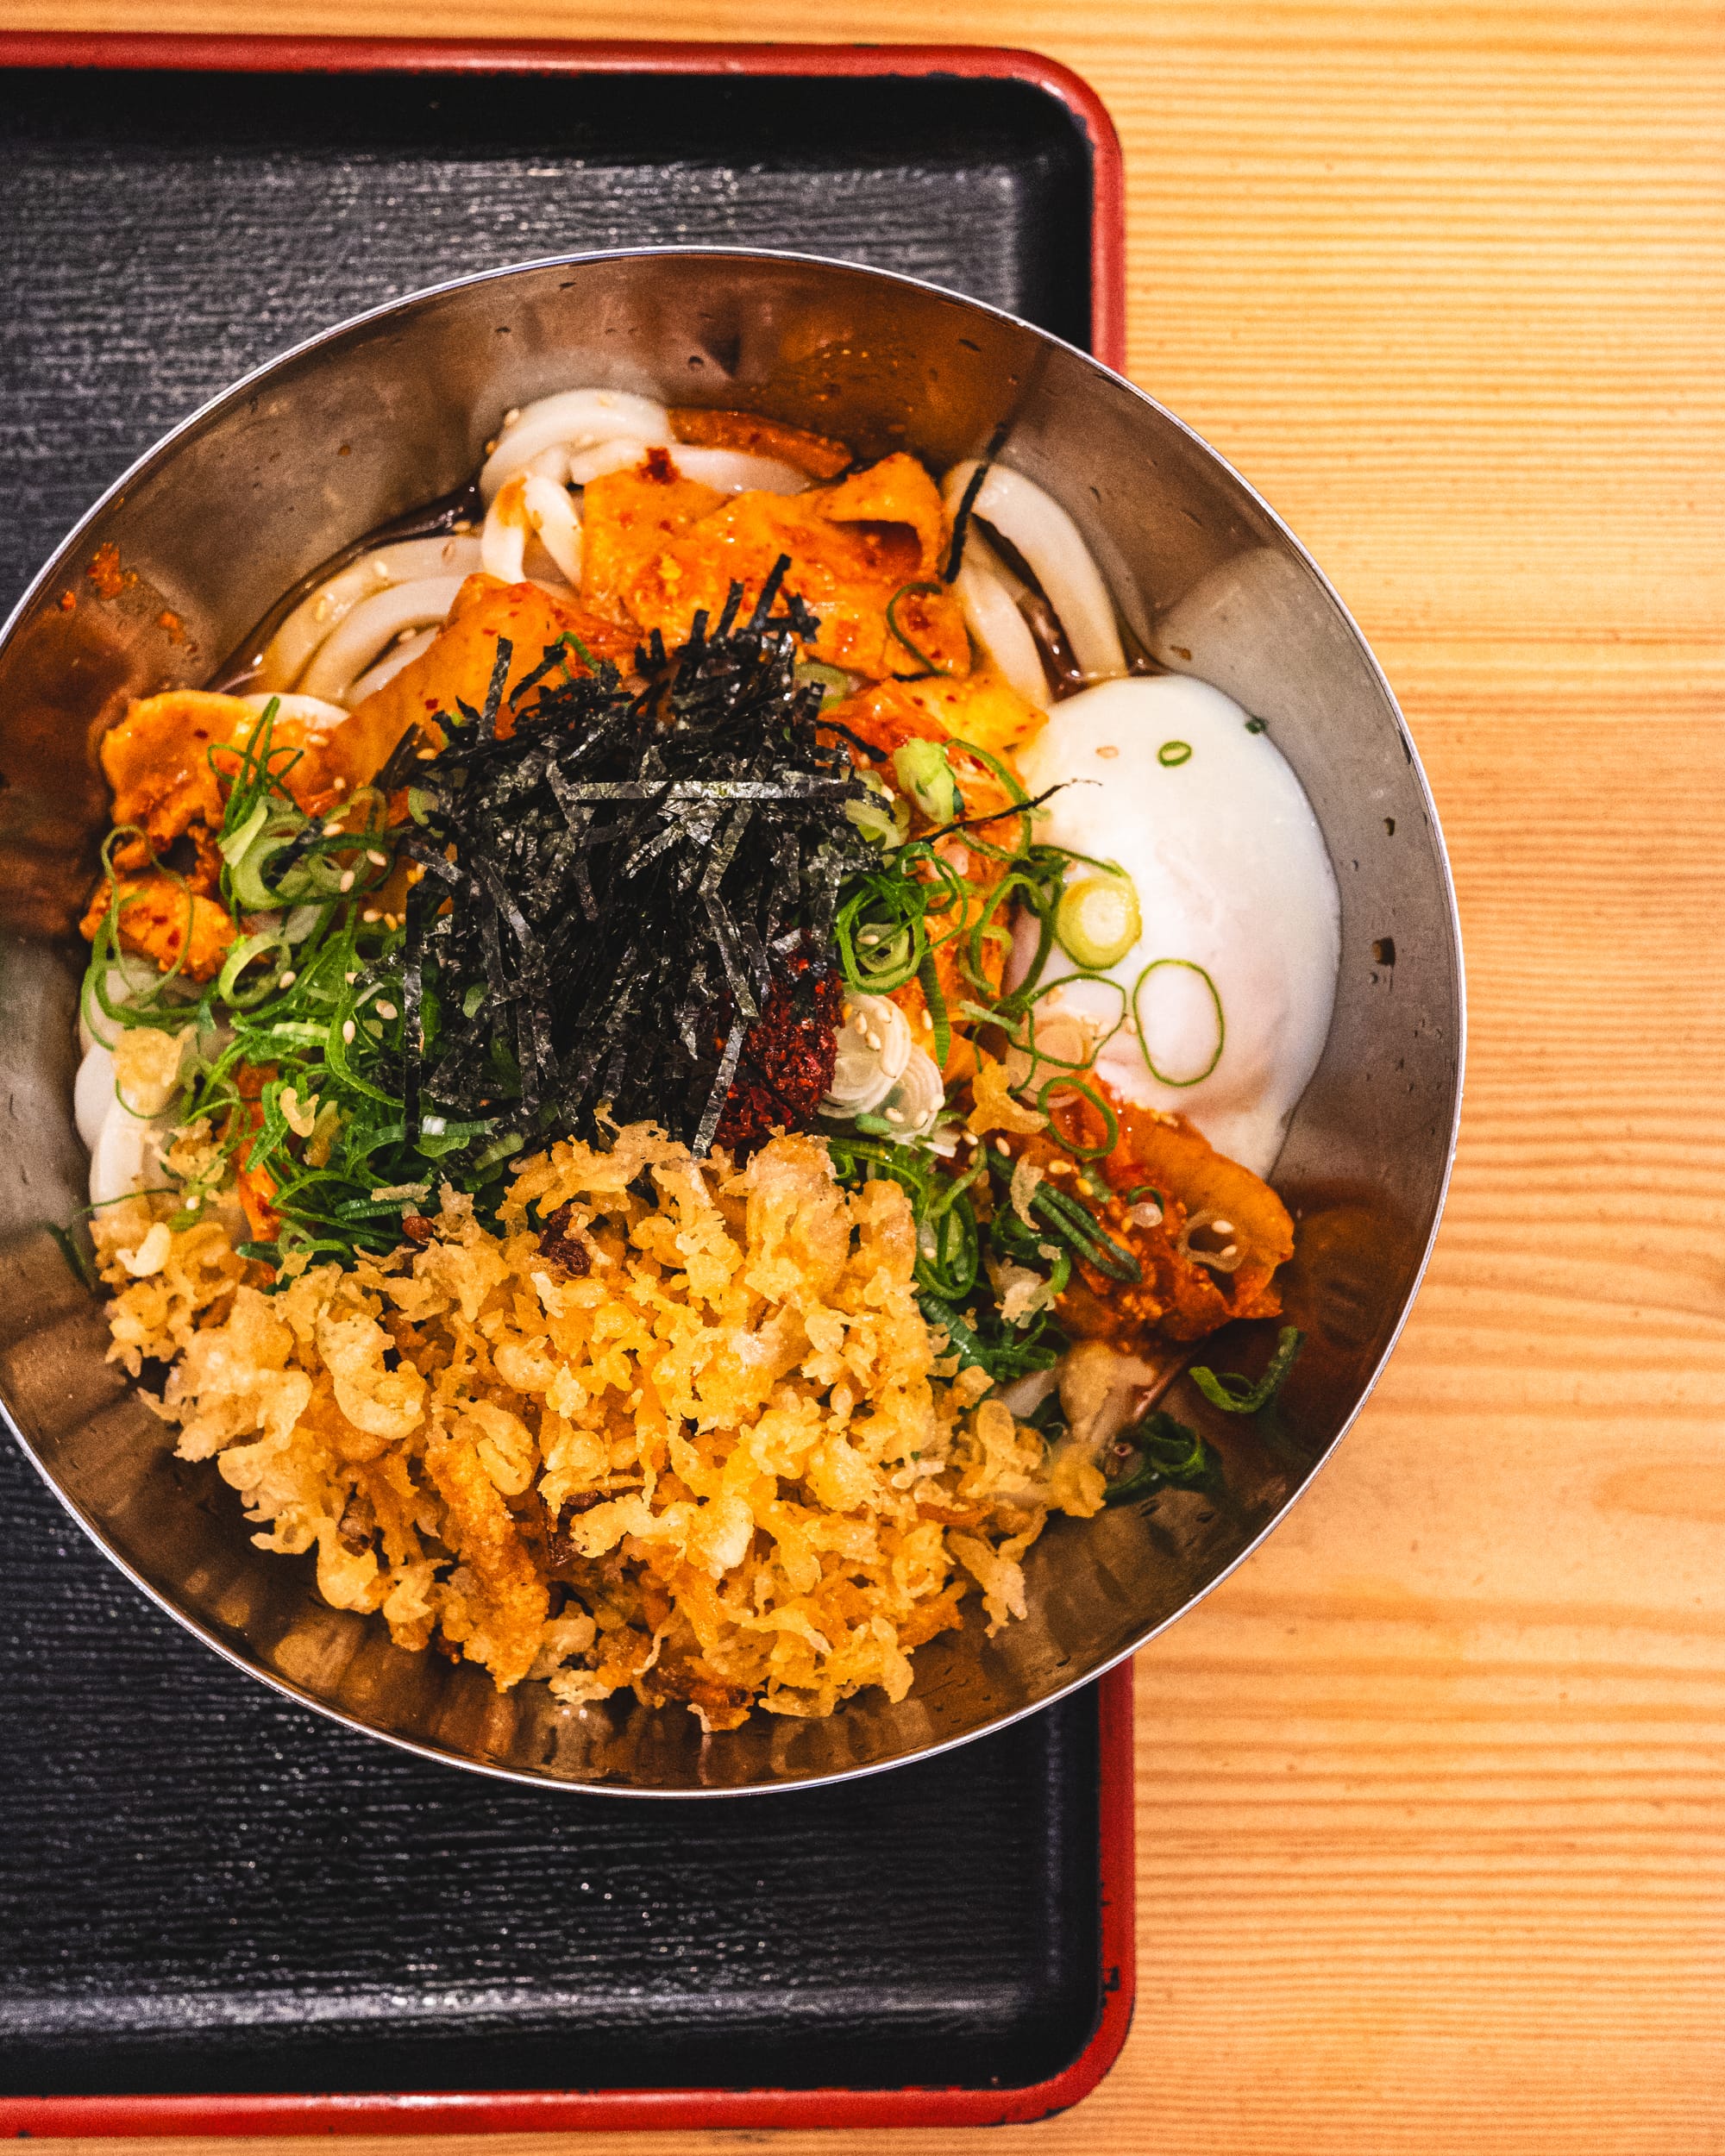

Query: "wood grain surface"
<box><xmin>8</xmin><ymin>1</ymin><xmax>1722</xmax><ymax>2151</ymax></box>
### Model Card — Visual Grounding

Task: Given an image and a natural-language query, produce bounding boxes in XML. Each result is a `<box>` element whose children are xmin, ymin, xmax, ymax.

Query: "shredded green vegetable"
<box><xmin>1103</xmin><ymin>1409</ymin><xmax>1213</xmax><ymax>1504</ymax></box>
<box><xmin>821</xmin><ymin>728</ymin><xmax>1164</xmax><ymax>1373</ymax></box>
<box><xmin>82</xmin><ymin>702</ymin><xmax>454</xmax><ymax>1269</ymax></box>
<box><xmin>884</xmin><ymin>580</ymin><xmax>961</xmax><ymax>678</ymax></box>
<box><xmin>1189</xmin><ymin>1325</ymin><xmax>1304</xmax><ymax>1413</ymax></box>
<box><xmin>1132</xmin><ymin>957</ymin><xmax>1225</xmax><ymax>1087</ymax></box>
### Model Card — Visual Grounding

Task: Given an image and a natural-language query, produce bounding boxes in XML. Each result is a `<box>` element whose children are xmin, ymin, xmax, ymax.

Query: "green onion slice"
<box><xmin>1189</xmin><ymin>1326</ymin><xmax>1305</xmax><ymax>1413</ymax></box>
<box><xmin>1132</xmin><ymin>957</ymin><xmax>1225</xmax><ymax>1087</ymax></box>
<box><xmin>1104</xmin><ymin>1410</ymin><xmax>1210</xmax><ymax>1503</ymax></box>
<box><xmin>1056</xmin><ymin>868</ymin><xmax>1141</xmax><ymax>969</ymax></box>
<box><xmin>892</xmin><ymin>738</ymin><xmax>962</xmax><ymax>824</ymax></box>
<box><xmin>216</xmin><ymin>931</ymin><xmax>292</xmax><ymax>1010</ymax></box>
<box><xmin>885</xmin><ymin>581</ymin><xmax>960</xmax><ymax>678</ymax></box>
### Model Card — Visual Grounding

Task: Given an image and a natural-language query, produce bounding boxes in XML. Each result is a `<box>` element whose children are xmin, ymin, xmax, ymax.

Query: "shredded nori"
<box><xmin>941</xmin><ymin>417</ymin><xmax>1011</xmax><ymax>585</ymax></box>
<box><xmin>397</xmin><ymin>561</ymin><xmax>875</xmax><ymax>1159</ymax></box>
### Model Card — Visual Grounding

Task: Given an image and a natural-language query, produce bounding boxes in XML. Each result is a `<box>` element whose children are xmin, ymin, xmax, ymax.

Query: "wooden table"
<box><xmin>10</xmin><ymin>3</ymin><xmax>1722</xmax><ymax>2150</ymax></box>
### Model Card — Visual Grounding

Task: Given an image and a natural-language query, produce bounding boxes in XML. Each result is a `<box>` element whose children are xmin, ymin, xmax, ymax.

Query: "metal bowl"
<box><xmin>0</xmin><ymin>250</ymin><xmax>1463</xmax><ymax>1794</ymax></box>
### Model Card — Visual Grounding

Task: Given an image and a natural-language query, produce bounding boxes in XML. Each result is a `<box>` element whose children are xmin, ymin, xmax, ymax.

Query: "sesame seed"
<box><xmin>385</xmin><ymin>912</ymin><xmax>400</xmax><ymax>930</ymax></box>
<box><xmin>339</xmin><ymin>868</ymin><xmax>355</xmax><ymax>892</ymax></box>
<box><xmin>278</xmin><ymin>970</ymin><xmax>296</xmax><ymax>988</ymax></box>
<box><xmin>366</xmin><ymin>849</ymin><xmax>387</xmax><ymax>867</ymax></box>
<box><xmin>864</xmin><ymin>1031</ymin><xmax>882</xmax><ymax>1050</ymax></box>
<box><xmin>342</xmin><ymin>1020</ymin><xmax>356</xmax><ymax>1043</ymax></box>
<box><xmin>323</xmin><ymin>819</ymin><xmax>343</xmax><ymax>836</ymax></box>
<box><xmin>415</xmin><ymin>746</ymin><xmax>437</xmax><ymax>760</ymax></box>
<box><xmin>362</xmin><ymin>908</ymin><xmax>380</xmax><ymax>923</ymax></box>
<box><xmin>1220</xmin><ymin>1244</ymin><xmax>1239</xmax><ymax>1261</ymax></box>
<box><xmin>484</xmin><ymin>436</ymin><xmax>498</xmax><ymax>454</ymax></box>
<box><xmin>885</xmin><ymin>1107</ymin><xmax>905</xmax><ymax>1124</ymax></box>
<box><xmin>375</xmin><ymin>1000</ymin><xmax>398</xmax><ymax>1020</ymax></box>
<box><xmin>997</xmin><ymin>1141</ymin><xmax>1013</xmax><ymax>1157</ymax></box>
<box><xmin>396</xmin><ymin>625</ymin><xmax>417</xmax><ymax>644</ymax></box>
<box><xmin>1095</xmin><ymin>744</ymin><xmax>1119</xmax><ymax>759</ymax></box>
<box><xmin>372</xmin><ymin>557</ymin><xmax>391</xmax><ymax>580</ymax></box>
<box><xmin>1213</xmin><ymin>1219</ymin><xmax>1234</xmax><ymax>1235</ymax></box>
<box><xmin>854</xmin><ymin>1014</ymin><xmax>869</xmax><ymax>1035</ymax></box>
<box><xmin>1048</xmin><ymin>1158</ymin><xmax>1072</xmax><ymax>1175</ymax></box>
<box><xmin>504</xmin><ymin>407</ymin><xmax>521</xmax><ymax>426</ymax></box>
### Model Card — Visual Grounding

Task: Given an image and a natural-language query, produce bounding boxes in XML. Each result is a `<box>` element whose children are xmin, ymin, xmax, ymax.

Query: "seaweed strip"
<box><xmin>402</xmin><ymin>573</ymin><xmax>875</xmax><ymax>1156</ymax></box>
<box><xmin>942</xmin><ymin>417</ymin><xmax>1012</xmax><ymax>584</ymax></box>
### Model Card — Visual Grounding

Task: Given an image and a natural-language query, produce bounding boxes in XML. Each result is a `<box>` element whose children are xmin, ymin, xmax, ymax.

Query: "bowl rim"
<box><xmin>0</xmin><ymin>243</ymin><xmax>1466</xmax><ymax>1795</ymax></box>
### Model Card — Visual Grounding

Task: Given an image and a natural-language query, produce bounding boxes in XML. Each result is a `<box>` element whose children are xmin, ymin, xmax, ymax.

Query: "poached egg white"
<box><xmin>1013</xmin><ymin>674</ymin><xmax>1340</xmax><ymax>1177</ymax></box>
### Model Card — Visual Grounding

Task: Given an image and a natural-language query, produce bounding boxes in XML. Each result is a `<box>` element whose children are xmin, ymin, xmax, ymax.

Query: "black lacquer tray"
<box><xmin>0</xmin><ymin>37</ymin><xmax>1133</xmax><ymax>2135</ymax></box>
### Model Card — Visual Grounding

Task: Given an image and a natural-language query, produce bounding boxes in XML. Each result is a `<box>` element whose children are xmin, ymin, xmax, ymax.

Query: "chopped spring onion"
<box><xmin>985</xmin><ymin>1149</ymin><xmax>1140</xmax><ymax>1282</ymax></box>
<box><xmin>844</xmin><ymin>771</ymin><xmax>911</xmax><ymax>850</ymax></box>
<box><xmin>794</xmin><ymin>659</ymin><xmax>855</xmax><ymax>708</ymax></box>
<box><xmin>1055</xmin><ymin>868</ymin><xmax>1141</xmax><ymax>970</ymax></box>
<box><xmin>1132</xmin><ymin>957</ymin><xmax>1225</xmax><ymax>1087</ymax></box>
<box><xmin>1103</xmin><ymin>1409</ymin><xmax>1211</xmax><ymax>1503</ymax></box>
<box><xmin>892</xmin><ymin>738</ymin><xmax>961</xmax><ymax>824</ymax></box>
<box><xmin>1157</xmin><ymin>740</ymin><xmax>1192</xmax><ymax>767</ymax></box>
<box><xmin>884</xmin><ymin>580</ymin><xmax>959</xmax><ymax>678</ymax></box>
<box><xmin>1189</xmin><ymin>1326</ymin><xmax>1304</xmax><ymax>1413</ymax></box>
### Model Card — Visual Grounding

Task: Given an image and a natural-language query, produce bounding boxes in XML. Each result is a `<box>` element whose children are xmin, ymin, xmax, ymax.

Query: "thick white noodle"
<box><xmin>345</xmin><ymin>626</ymin><xmax>438</xmax><ymax>706</ymax></box>
<box><xmin>299</xmin><ymin>576</ymin><xmax>467</xmax><ymax>704</ymax></box>
<box><xmin>479</xmin><ymin>390</ymin><xmax>672</xmax><ymax>502</ymax></box>
<box><xmin>481</xmin><ymin>472</ymin><xmax>583</xmax><ymax>585</ymax></box>
<box><xmin>968</xmin><ymin>524</ymin><xmax>1027</xmax><ymax>603</ymax></box>
<box><xmin>562</xmin><ymin>436</ymin><xmax>656</xmax><ymax>486</ymax></box>
<box><xmin>74</xmin><ymin>1041</ymin><xmax>116</xmax><ymax>1152</ymax></box>
<box><xmin>258</xmin><ymin>535</ymin><xmax>483</xmax><ymax>693</ymax></box>
<box><xmin>942</xmin><ymin>461</ymin><xmax>1126</xmax><ymax>680</ymax></box>
<box><xmin>953</xmin><ymin>542</ymin><xmax>1049</xmax><ymax>707</ymax></box>
<box><xmin>662</xmin><ymin>445</ymin><xmax>808</xmax><ymax>495</ymax></box>
<box><xmin>238</xmin><ymin>691</ymin><xmax>349</xmax><ymax>731</ymax></box>
<box><xmin>564</xmin><ymin>437</ymin><xmax>809</xmax><ymax>493</ymax></box>
<box><xmin>78</xmin><ymin>961</ymin><xmax>162</xmax><ymax>1056</ymax></box>
<box><xmin>88</xmin><ymin>1098</ymin><xmax>168</xmax><ymax>1211</ymax></box>
<box><xmin>562</xmin><ymin>438</ymin><xmax>806</xmax><ymax>495</ymax></box>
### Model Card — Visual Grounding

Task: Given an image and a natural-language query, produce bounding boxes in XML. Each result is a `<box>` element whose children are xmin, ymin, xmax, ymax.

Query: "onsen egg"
<box><xmin>1012</xmin><ymin>674</ymin><xmax>1340</xmax><ymax>1176</ymax></box>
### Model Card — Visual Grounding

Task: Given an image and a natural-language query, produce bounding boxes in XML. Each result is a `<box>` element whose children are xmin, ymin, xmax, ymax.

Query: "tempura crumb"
<box><xmin>98</xmin><ymin>1124</ymin><xmax>1086</xmax><ymax>1727</ymax></box>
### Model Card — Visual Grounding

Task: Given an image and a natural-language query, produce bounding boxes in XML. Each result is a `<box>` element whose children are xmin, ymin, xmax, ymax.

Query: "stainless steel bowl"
<box><xmin>0</xmin><ymin>250</ymin><xmax>1463</xmax><ymax>1794</ymax></box>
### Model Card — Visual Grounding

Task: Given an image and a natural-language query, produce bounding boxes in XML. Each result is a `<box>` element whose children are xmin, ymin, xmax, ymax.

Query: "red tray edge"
<box><xmin>0</xmin><ymin>31</ymin><xmax>1126</xmax><ymax>373</ymax></box>
<box><xmin>2</xmin><ymin>1667</ymin><xmax>1133</xmax><ymax>2135</ymax></box>
<box><xmin>0</xmin><ymin>29</ymin><xmax>1132</xmax><ymax>2134</ymax></box>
